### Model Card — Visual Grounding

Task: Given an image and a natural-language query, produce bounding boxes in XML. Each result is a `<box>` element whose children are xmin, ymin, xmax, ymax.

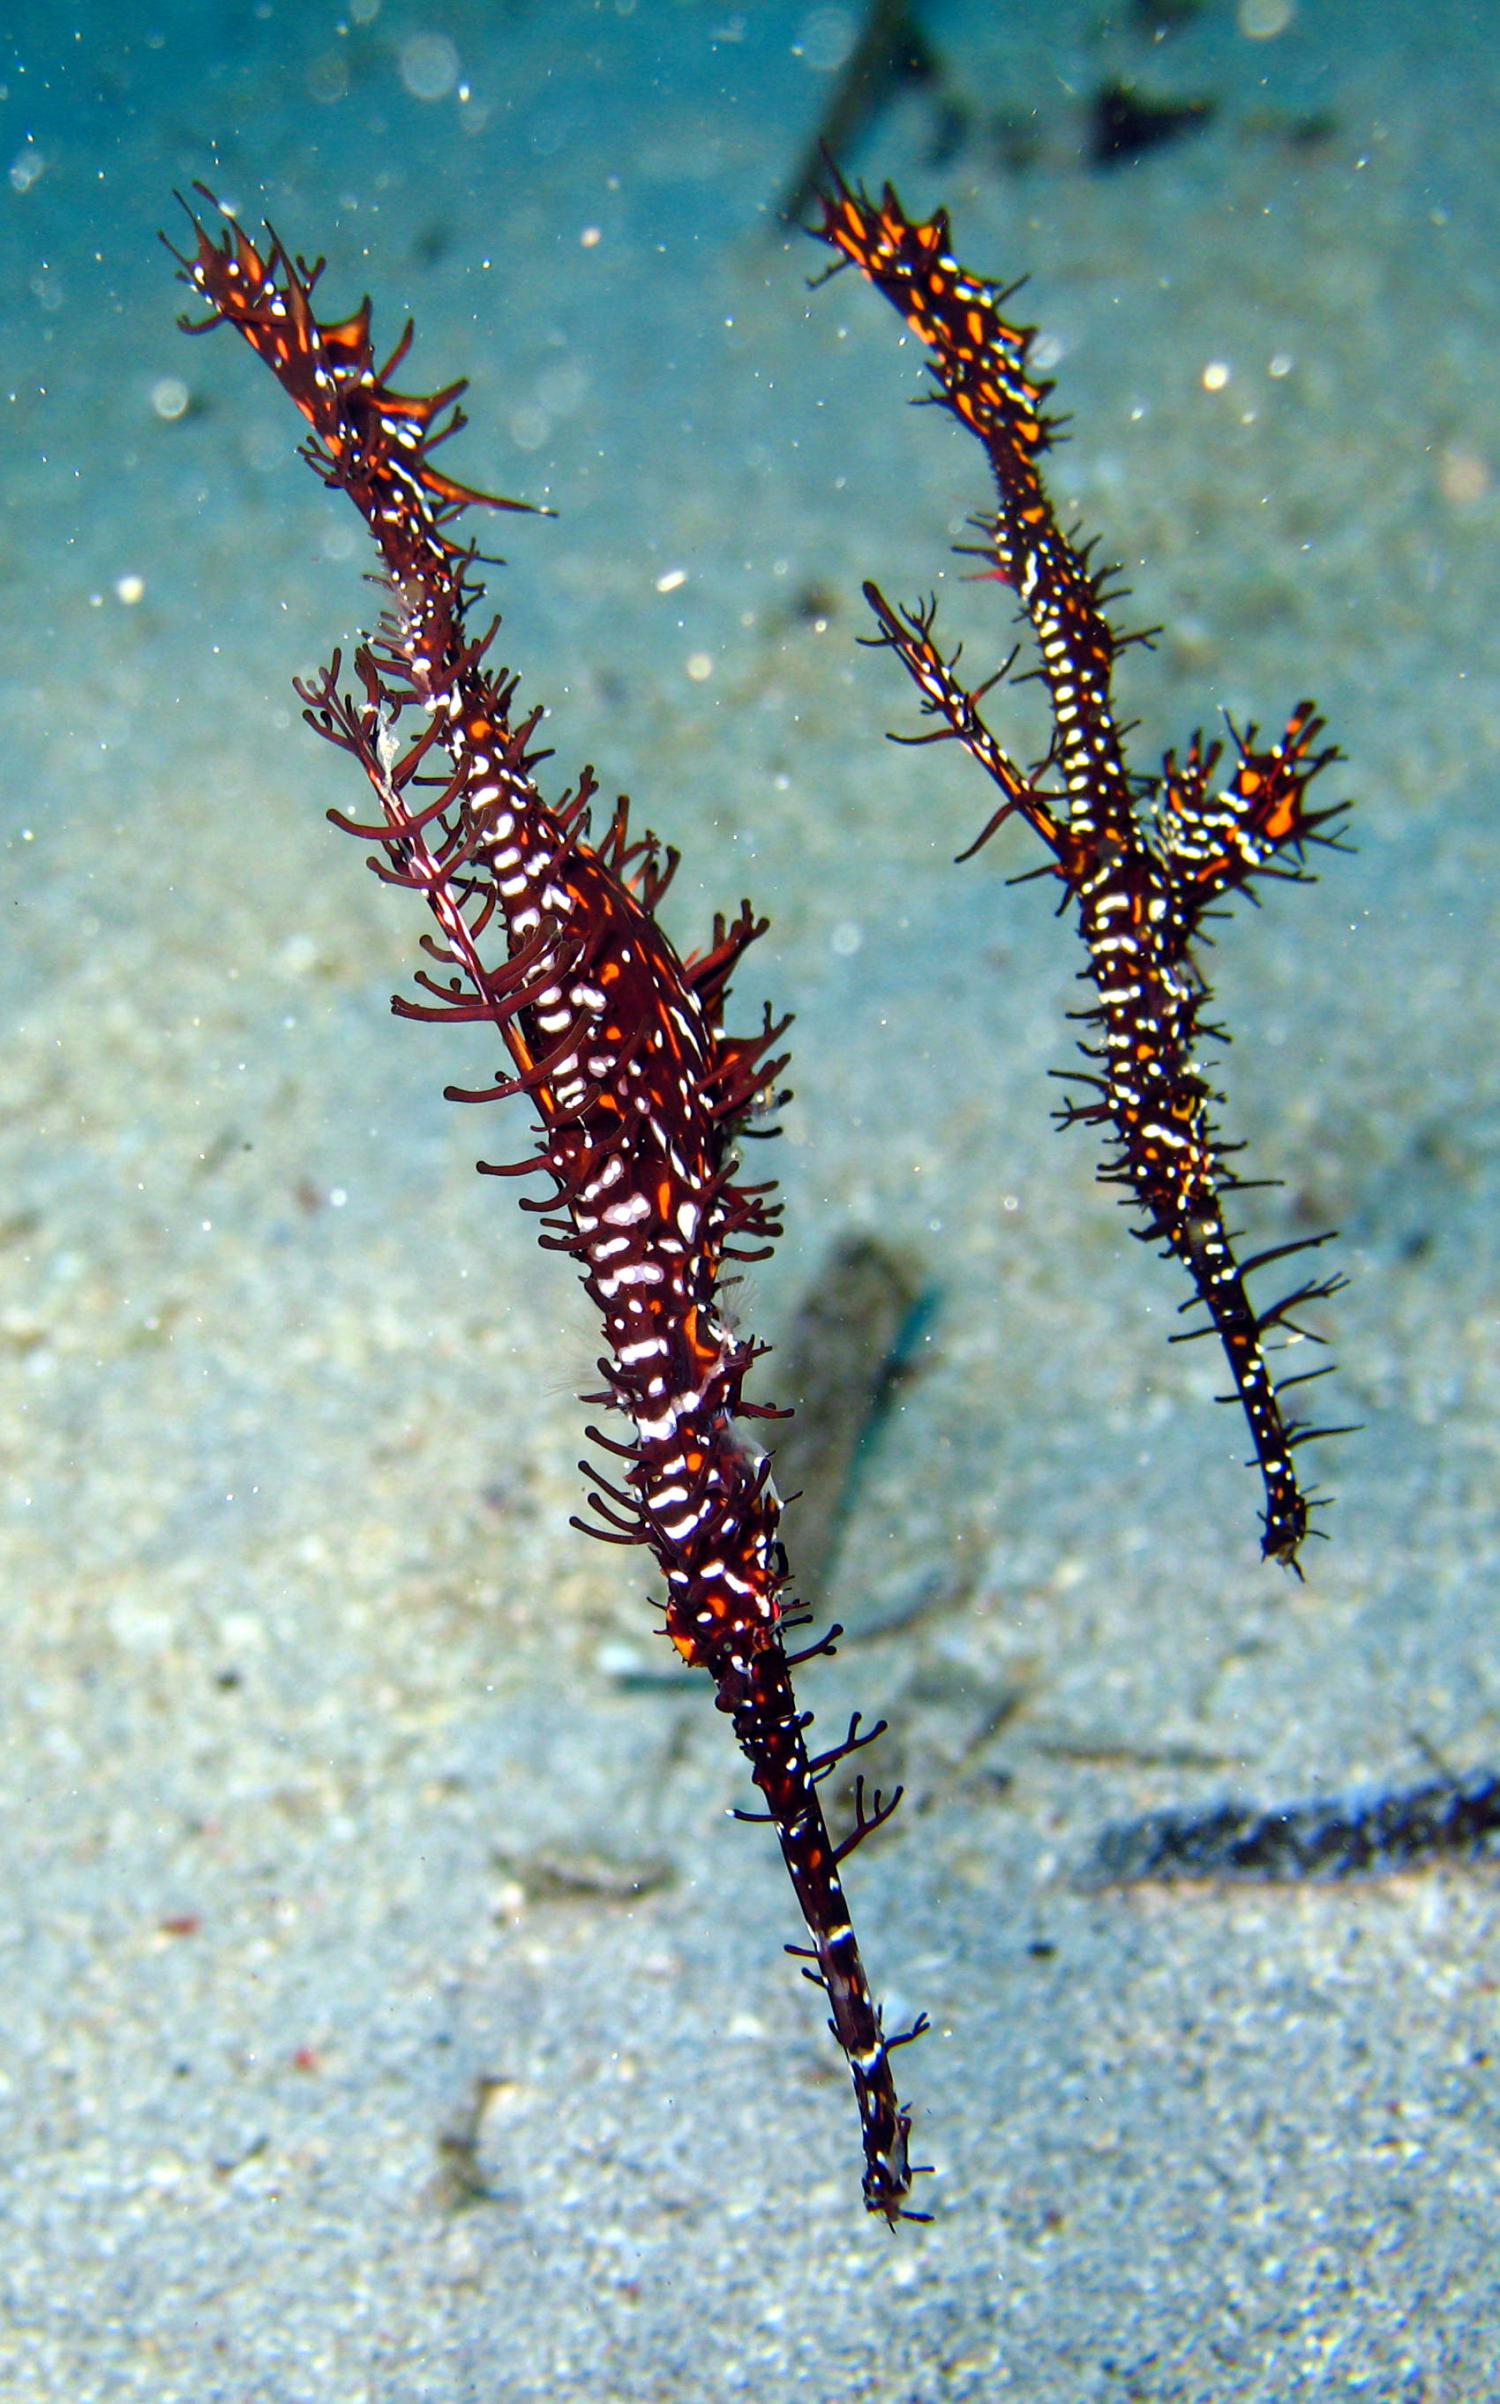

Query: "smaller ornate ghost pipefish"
<box><xmin>812</xmin><ymin>172</ymin><xmax>1355</xmax><ymax>1571</ymax></box>
<box><xmin>166</xmin><ymin>189</ymin><xmax>927</xmax><ymax>2224</ymax></box>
